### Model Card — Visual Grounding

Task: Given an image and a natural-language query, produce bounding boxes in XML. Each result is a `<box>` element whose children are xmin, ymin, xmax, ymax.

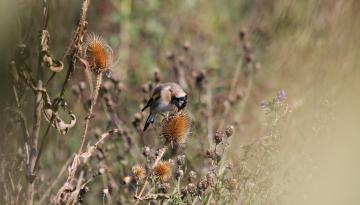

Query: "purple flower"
<box><xmin>276</xmin><ymin>89</ymin><xmax>286</xmax><ymax>102</ymax></box>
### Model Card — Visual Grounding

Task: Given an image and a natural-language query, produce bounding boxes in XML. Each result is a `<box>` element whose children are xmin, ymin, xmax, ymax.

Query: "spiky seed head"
<box><xmin>84</xmin><ymin>33</ymin><xmax>113</xmax><ymax>73</ymax></box>
<box><xmin>153</xmin><ymin>161</ymin><xmax>172</xmax><ymax>181</ymax></box>
<box><xmin>176</xmin><ymin>155</ymin><xmax>186</xmax><ymax>166</ymax></box>
<box><xmin>158</xmin><ymin>183</ymin><xmax>170</xmax><ymax>193</ymax></box>
<box><xmin>160</xmin><ymin>111</ymin><xmax>191</xmax><ymax>144</ymax></box>
<box><xmin>186</xmin><ymin>183</ymin><xmax>197</xmax><ymax>194</ymax></box>
<box><xmin>197</xmin><ymin>177</ymin><xmax>209</xmax><ymax>191</ymax></box>
<box><xmin>131</xmin><ymin>165</ymin><xmax>146</xmax><ymax>180</ymax></box>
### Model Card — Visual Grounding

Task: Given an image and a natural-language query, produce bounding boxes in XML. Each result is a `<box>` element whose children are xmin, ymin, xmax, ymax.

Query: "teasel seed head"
<box><xmin>176</xmin><ymin>155</ymin><xmax>186</xmax><ymax>166</ymax></box>
<box><xmin>181</xmin><ymin>187</ymin><xmax>188</xmax><ymax>196</ymax></box>
<box><xmin>158</xmin><ymin>183</ymin><xmax>170</xmax><ymax>193</ymax></box>
<box><xmin>84</xmin><ymin>33</ymin><xmax>114</xmax><ymax>73</ymax></box>
<box><xmin>153</xmin><ymin>161</ymin><xmax>172</xmax><ymax>181</ymax></box>
<box><xmin>131</xmin><ymin>165</ymin><xmax>146</xmax><ymax>180</ymax></box>
<box><xmin>225</xmin><ymin>125</ymin><xmax>235</xmax><ymax>137</ymax></box>
<box><xmin>197</xmin><ymin>177</ymin><xmax>209</xmax><ymax>191</ymax></box>
<box><xmin>214</xmin><ymin>131</ymin><xmax>225</xmax><ymax>144</ymax></box>
<box><xmin>186</xmin><ymin>183</ymin><xmax>197</xmax><ymax>194</ymax></box>
<box><xmin>206</xmin><ymin>172</ymin><xmax>216</xmax><ymax>187</ymax></box>
<box><xmin>160</xmin><ymin>111</ymin><xmax>191</xmax><ymax>145</ymax></box>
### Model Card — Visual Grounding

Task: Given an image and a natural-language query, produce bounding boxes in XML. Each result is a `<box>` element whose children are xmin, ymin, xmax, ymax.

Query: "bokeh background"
<box><xmin>1</xmin><ymin>0</ymin><xmax>360</xmax><ymax>204</ymax></box>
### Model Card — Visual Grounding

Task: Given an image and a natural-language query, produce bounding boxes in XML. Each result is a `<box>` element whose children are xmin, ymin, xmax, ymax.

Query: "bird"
<box><xmin>141</xmin><ymin>82</ymin><xmax>187</xmax><ymax>131</ymax></box>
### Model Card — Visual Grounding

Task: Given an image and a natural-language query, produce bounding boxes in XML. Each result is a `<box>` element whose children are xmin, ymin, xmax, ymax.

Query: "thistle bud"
<box><xmin>176</xmin><ymin>155</ymin><xmax>186</xmax><ymax>166</ymax></box>
<box><xmin>186</xmin><ymin>183</ymin><xmax>197</xmax><ymax>194</ymax></box>
<box><xmin>225</xmin><ymin>125</ymin><xmax>235</xmax><ymax>137</ymax></box>
<box><xmin>176</xmin><ymin>169</ymin><xmax>184</xmax><ymax>180</ymax></box>
<box><xmin>214</xmin><ymin>131</ymin><xmax>225</xmax><ymax>144</ymax></box>
<box><xmin>142</xmin><ymin>146</ymin><xmax>151</xmax><ymax>157</ymax></box>
<box><xmin>188</xmin><ymin>171</ymin><xmax>197</xmax><ymax>183</ymax></box>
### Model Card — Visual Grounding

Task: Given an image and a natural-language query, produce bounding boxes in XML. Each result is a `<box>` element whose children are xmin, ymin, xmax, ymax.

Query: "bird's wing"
<box><xmin>141</xmin><ymin>87</ymin><xmax>162</xmax><ymax>111</ymax></box>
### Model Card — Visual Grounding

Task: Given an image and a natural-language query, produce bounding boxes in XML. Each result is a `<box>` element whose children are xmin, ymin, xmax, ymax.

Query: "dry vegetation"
<box><xmin>1</xmin><ymin>0</ymin><xmax>360</xmax><ymax>205</ymax></box>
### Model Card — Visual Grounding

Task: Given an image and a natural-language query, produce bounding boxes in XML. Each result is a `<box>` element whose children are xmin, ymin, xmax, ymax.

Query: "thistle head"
<box><xmin>153</xmin><ymin>161</ymin><xmax>172</xmax><ymax>181</ymax></box>
<box><xmin>131</xmin><ymin>165</ymin><xmax>146</xmax><ymax>180</ymax></box>
<box><xmin>160</xmin><ymin>111</ymin><xmax>191</xmax><ymax>144</ymax></box>
<box><xmin>84</xmin><ymin>33</ymin><xmax>114</xmax><ymax>73</ymax></box>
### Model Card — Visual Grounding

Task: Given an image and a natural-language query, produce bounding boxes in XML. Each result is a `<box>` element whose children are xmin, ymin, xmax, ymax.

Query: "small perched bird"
<box><xmin>142</xmin><ymin>82</ymin><xmax>187</xmax><ymax>131</ymax></box>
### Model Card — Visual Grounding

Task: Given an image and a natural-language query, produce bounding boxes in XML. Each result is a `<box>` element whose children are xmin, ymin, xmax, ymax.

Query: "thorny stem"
<box><xmin>79</xmin><ymin>72</ymin><xmax>103</xmax><ymax>154</ymax></box>
<box><xmin>135</xmin><ymin>148</ymin><xmax>167</xmax><ymax>205</ymax></box>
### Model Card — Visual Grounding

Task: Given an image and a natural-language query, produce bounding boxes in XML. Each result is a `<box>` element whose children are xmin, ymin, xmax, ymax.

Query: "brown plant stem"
<box><xmin>79</xmin><ymin>72</ymin><xmax>103</xmax><ymax>154</ymax></box>
<box><xmin>135</xmin><ymin>148</ymin><xmax>167</xmax><ymax>205</ymax></box>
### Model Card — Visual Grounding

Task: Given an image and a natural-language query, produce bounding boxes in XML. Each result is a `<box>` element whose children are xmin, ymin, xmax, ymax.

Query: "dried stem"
<box><xmin>135</xmin><ymin>148</ymin><xmax>167</xmax><ymax>205</ymax></box>
<box><xmin>79</xmin><ymin>72</ymin><xmax>103</xmax><ymax>154</ymax></box>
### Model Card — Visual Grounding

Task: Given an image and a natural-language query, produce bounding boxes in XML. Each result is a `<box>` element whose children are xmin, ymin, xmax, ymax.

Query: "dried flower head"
<box><xmin>186</xmin><ymin>183</ymin><xmax>197</xmax><ymax>194</ymax></box>
<box><xmin>214</xmin><ymin>131</ymin><xmax>225</xmax><ymax>144</ymax></box>
<box><xmin>84</xmin><ymin>33</ymin><xmax>114</xmax><ymax>73</ymax></box>
<box><xmin>158</xmin><ymin>183</ymin><xmax>170</xmax><ymax>193</ymax></box>
<box><xmin>160</xmin><ymin>111</ymin><xmax>191</xmax><ymax>144</ymax></box>
<box><xmin>131</xmin><ymin>165</ymin><xmax>146</xmax><ymax>180</ymax></box>
<box><xmin>176</xmin><ymin>155</ymin><xmax>186</xmax><ymax>166</ymax></box>
<box><xmin>153</xmin><ymin>161</ymin><xmax>172</xmax><ymax>181</ymax></box>
<box><xmin>197</xmin><ymin>177</ymin><xmax>209</xmax><ymax>191</ymax></box>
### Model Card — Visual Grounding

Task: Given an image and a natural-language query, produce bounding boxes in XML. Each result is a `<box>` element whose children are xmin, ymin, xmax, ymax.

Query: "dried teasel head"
<box><xmin>84</xmin><ymin>33</ymin><xmax>114</xmax><ymax>73</ymax></box>
<box><xmin>160</xmin><ymin>111</ymin><xmax>191</xmax><ymax>144</ymax></box>
<box><xmin>131</xmin><ymin>165</ymin><xmax>146</xmax><ymax>180</ymax></box>
<box><xmin>158</xmin><ymin>183</ymin><xmax>170</xmax><ymax>193</ymax></box>
<box><xmin>153</xmin><ymin>161</ymin><xmax>172</xmax><ymax>181</ymax></box>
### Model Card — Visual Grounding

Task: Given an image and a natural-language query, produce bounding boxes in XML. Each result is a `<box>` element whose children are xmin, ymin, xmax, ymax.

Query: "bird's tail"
<box><xmin>143</xmin><ymin>113</ymin><xmax>156</xmax><ymax>131</ymax></box>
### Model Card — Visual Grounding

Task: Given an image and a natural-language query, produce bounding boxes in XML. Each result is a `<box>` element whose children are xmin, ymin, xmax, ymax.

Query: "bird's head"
<box><xmin>171</xmin><ymin>95</ymin><xmax>187</xmax><ymax>110</ymax></box>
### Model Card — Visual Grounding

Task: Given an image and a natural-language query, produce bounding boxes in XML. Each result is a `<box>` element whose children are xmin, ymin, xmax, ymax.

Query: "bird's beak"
<box><xmin>173</xmin><ymin>96</ymin><xmax>187</xmax><ymax>110</ymax></box>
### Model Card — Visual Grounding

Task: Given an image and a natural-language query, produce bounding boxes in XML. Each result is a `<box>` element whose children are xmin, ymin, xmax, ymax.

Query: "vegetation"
<box><xmin>0</xmin><ymin>0</ymin><xmax>359</xmax><ymax>204</ymax></box>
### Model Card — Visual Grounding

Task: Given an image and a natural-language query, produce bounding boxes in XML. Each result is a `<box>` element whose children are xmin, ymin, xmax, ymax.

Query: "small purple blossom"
<box><xmin>276</xmin><ymin>89</ymin><xmax>286</xmax><ymax>102</ymax></box>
